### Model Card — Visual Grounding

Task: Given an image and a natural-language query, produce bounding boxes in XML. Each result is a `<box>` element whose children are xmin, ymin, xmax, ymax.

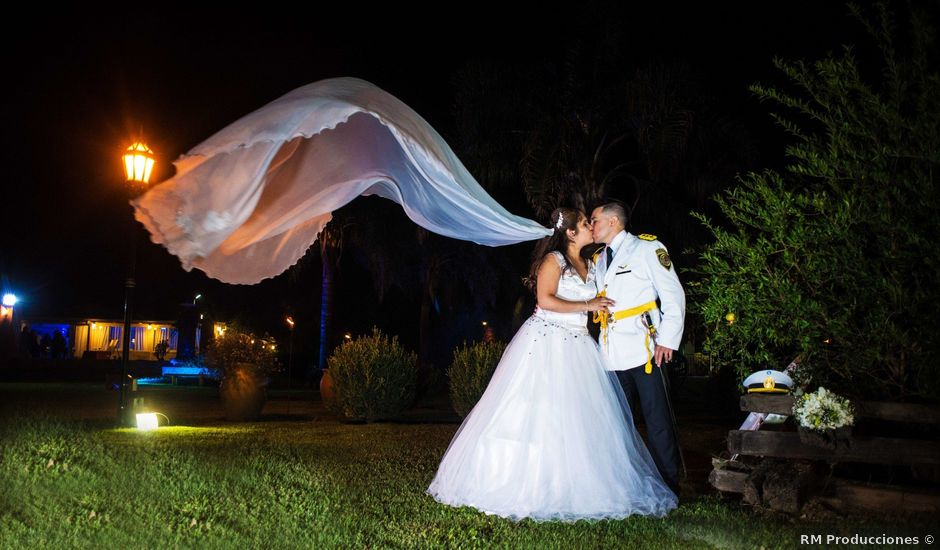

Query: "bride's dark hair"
<box><xmin>523</xmin><ymin>207</ymin><xmax>585</xmax><ymax>292</ymax></box>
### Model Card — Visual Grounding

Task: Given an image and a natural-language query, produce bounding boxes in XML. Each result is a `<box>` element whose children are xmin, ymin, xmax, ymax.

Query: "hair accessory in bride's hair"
<box><xmin>554</xmin><ymin>212</ymin><xmax>565</xmax><ymax>230</ymax></box>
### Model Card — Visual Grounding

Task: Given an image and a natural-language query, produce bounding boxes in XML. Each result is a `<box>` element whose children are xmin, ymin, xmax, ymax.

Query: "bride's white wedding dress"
<box><xmin>428</xmin><ymin>252</ymin><xmax>677</xmax><ymax>521</ymax></box>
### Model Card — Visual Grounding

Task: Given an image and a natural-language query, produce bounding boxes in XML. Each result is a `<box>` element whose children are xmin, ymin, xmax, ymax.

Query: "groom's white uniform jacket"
<box><xmin>594</xmin><ymin>230</ymin><xmax>686</xmax><ymax>371</ymax></box>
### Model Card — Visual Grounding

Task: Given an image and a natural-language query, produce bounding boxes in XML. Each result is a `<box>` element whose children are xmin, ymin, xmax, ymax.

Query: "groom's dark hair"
<box><xmin>597</xmin><ymin>201</ymin><xmax>630</xmax><ymax>229</ymax></box>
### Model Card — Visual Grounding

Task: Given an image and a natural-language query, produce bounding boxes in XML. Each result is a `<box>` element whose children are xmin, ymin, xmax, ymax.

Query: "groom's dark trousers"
<box><xmin>616</xmin><ymin>365</ymin><xmax>681</xmax><ymax>495</ymax></box>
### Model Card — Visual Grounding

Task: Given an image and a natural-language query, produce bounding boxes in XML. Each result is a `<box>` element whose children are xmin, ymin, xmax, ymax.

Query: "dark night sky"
<box><xmin>1</xmin><ymin>3</ymin><xmax>859</xmax><ymax>358</ymax></box>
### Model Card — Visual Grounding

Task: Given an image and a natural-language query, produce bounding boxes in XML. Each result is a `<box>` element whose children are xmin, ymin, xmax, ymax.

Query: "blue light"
<box><xmin>162</xmin><ymin>365</ymin><xmax>216</xmax><ymax>377</ymax></box>
<box><xmin>2</xmin><ymin>294</ymin><xmax>16</xmax><ymax>307</ymax></box>
<box><xmin>136</xmin><ymin>377</ymin><xmax>168</xmax><ymax>385</ymax></box>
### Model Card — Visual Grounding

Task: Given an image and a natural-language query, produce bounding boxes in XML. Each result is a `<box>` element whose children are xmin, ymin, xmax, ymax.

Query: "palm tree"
<box><xmin>288</xmin><ymin>210</ymin><xmax>351</xmax><ymax>371</ymax></box>
<box><xmin>512</xmin><ymin>48</ymin><xmax>754</xmax><ymax>258</ymax></box>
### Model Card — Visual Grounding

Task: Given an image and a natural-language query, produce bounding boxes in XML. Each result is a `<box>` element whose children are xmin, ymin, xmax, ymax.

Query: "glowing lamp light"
<box><xmin>123</xmin><ymin>142</ymin><xmax>155</xmax><ymax>184</ymax></box>
<box><xmin>136</xmin><ymin>413</ymin><xmax>159</xmax><ymax>431</ymax></box>
<box><xmin>344</xmin><ymin>333</ymin><xmax>352</xmax><ymax>340</ymax></box>
<box><xmin>725</xmin><ymin>312</ymin><xmax>736</xmax><ymax>325</ymax></box>
<box><xmin>482</xmin><ymin>321</ymin><xmax>488</xmax><ymax>327</ymax></box>
<box><xmin>285</xmin><ymin>316</ymin><xmax>295</xmax><ymax>329</ymax></box>
<box><xmin>135</xmin><ymin>411</ymin><xmax>169</xmax><ymax>431</ymax></box>
<box><xmin>2</xmin><ymin>294</ymin><xmax>16</xmax><ymax>307</ymax></box>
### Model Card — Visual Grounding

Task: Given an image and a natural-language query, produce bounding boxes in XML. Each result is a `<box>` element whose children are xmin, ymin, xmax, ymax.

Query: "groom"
<box><xmin>590</xmin><ymin>202</ymin><xmax>685</xmax><ymax>496</ymax></box>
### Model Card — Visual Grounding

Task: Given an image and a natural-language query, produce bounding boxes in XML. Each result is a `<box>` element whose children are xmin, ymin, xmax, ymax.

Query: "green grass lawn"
<box><xmin>0</xmin><ymin>395</ymin><xmax>931</xmax><ymax>549</ymax></box>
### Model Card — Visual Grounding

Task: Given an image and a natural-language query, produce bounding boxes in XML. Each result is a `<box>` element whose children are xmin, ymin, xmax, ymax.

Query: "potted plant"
<box><xmin>206</xmin><ymin>326</ymin><xmax>279</xmax><ymax>421</ymax></box>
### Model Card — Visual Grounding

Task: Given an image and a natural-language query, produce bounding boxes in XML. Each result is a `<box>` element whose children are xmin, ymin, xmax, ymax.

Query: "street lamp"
<box><xmin>124</xmin><ymin>142</ymin><xmax>155</xmax><ymax>184</ymax></box>
<box><xmin>285</xmin><ymin>316</ymin><xmax>295</xmax><ymax>414</ymax></box>
<box><xmin>118</xmin><ymin>140</ymin><xmax>156</xmax><ymax>426</ymax></box>
<box><xmin>193</xmin><ymin>293</ymin><xmax>202</xmax><ymax>305</ymax></box>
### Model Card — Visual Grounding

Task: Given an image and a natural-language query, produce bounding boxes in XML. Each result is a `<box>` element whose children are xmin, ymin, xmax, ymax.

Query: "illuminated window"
<box><xmin>131</xmin><ymin>327</ymin><xmax>145</xmax><ymax>350</ymax></box>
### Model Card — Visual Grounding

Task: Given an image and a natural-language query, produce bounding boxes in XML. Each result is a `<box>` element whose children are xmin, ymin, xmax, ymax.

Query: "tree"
<box><xmin>288</xmin><ymin>210</ymin><xmax>351</xmax><ymax>371</ymax></box>
<box><xmin>450</xmin><ymin>4</ymin><xmax>753</xmax><ymax>245</ymax></box>
<box><xmin>692</xmin><ymin>2</ymin><xmax>940</xmax><ymax>400</ymax></box>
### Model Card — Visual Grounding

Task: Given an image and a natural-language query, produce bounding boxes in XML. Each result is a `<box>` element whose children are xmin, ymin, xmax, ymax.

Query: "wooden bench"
<box><xmin>709</xmin><ymin>394</ymin><xmax>940</xmax><ymax>514</ymax></box>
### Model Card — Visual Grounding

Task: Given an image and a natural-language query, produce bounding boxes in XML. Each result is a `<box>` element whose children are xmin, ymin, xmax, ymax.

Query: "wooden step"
<box><xmin>708</xmin><ymin>468</ymin><xmax>747</xmax><ymax>493</ymax></box>
<box><xmin>727</xmin><ymin>430</ymin><xmax>940</xmax><ymax>465</ymax></box>
<box><xmin>827</xmin><ymin>479</ymin><xmax>940</xmax><ymax>514</ymax></box>
<box><xmin>740</xmin><ymin>395</ymin><xmax>940</xmax><ymax>424</ymax></box>
<box><xmin>709</xmin><ymin>467</ymin><xmax>940</xmax><ymax>514</ymax></box>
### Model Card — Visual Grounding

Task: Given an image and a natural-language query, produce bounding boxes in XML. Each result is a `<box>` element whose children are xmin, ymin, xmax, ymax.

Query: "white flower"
<box><xmin>792</xmin><ymin>386</ymin><xmax>855</xmax><ymax>432</ymax></box>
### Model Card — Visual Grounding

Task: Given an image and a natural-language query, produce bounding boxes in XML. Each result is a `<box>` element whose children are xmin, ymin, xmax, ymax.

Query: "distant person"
<box><xmin>19</xmin><ymin>324</ymin><xmax>32</xmax><ymax>358</ymax></box>
<box><xmin>40</xmin><ymin>334</ymin><xmax>51</xmax><ymax>359</ymax></box>
<box><xmin>51</xmin><ymin>330</ymin><xmax>67</xmax><ymax>359</ymax></box>
<box><xmin>29</xmin><ymin>330</ymin><xmax>40</xmax><ymax>359</ymax></box>
<box><xmin>154</xmin><ymin>340</ymin><xmax>169</xmax><ymax>361</ymax></box>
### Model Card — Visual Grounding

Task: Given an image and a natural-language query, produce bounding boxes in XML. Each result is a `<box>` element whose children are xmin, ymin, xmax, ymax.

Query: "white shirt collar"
<box><xmin>607</xmin><ymin>230</ymin><xmax>629</xmax><ymax>256</ymax></box>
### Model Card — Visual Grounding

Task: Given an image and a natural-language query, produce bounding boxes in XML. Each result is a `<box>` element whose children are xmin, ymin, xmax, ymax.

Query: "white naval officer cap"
<box><xmin>742</xmin><ymin>369</ymin><xmax>793</xmax><ymax>394</ymax></box>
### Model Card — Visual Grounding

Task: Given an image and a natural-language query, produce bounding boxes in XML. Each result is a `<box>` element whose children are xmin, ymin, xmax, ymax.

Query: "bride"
<box><xmin>428</xmin><ymin>207</ymin><xmax>678</xmax><ymax>521</ymax></box>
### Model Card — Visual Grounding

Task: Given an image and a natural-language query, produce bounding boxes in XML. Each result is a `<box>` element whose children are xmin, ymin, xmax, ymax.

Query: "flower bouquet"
<box><xmin>792</xmin><ymin>387</ymin><xmax>855</xmax><ymax>450</ymax></box>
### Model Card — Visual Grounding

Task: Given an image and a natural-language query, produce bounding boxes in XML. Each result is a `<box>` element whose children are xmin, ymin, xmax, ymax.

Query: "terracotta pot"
<box><xmin>219</xmin><ymin>362</ymin><xmax>267</xmax><ymax>421</ymax></box>
<box><xmin>319</xmin><ymin>368</ymin><xmax>336</xmax><ymax>408</ymax></box>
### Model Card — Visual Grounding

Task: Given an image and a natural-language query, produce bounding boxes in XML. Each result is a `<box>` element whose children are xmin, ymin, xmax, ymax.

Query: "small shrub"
<box><xmin>327</xmin><ymin>328</ymin><xmax>417</xmax><ymax>421</ymax></box>
<box><xmin>448</xmin><ymin>340</ymin><xmax>506</xmax><ymax>417</ymax></box>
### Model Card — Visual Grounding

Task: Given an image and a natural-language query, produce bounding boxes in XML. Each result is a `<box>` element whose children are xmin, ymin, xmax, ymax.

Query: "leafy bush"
<box><xmin>691</xmin><ymin>4</ymin><xmax>940</xmax><ymax>400</ymax></box>
<box><xmin>326</xmin><ymin>328</ymin><xmax>417</xmax><ymax>421</ymax></box>
<box><xmin>448</xmin><ymin>340</ymin><xmax>506</xmax><ymax>417</ymax></box>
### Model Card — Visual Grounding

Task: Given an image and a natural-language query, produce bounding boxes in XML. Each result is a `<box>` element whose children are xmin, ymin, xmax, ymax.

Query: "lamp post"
<box><xmin>192</xmin><ymin>294</ymin><xmax>203</xmax><ymax>355</ymax></box>
<box><xmin>0</xmin><ymin>294</ymin><xmax>16</xmax><ymax>360</ymax></box>
<box><xmin>118</xmin><ymin>140</ymin><xmax>155</xmax><ymax>426</ymax></box>
<box><xmin>285</xmin><ymin>316</ymin><xmax>295</xmax><ymax>413</ymax></box>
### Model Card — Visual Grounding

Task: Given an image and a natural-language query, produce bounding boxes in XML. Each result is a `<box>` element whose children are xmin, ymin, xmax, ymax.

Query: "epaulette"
<box><xmin>637</xmin><ymin>233</ymin><xmax>657</xmax><ymax>241</ymax></box>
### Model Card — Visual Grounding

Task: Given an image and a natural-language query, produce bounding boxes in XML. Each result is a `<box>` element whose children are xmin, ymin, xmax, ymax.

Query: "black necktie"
<box><xmin>606</xmin><ymin>246</ymin><xmax>614</xmax><ymax>266</ymax></box>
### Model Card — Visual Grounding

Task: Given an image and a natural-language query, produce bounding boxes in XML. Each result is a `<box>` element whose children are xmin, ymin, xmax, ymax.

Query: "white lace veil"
<box><xmin>133</xmin><ymin>78</ymin><xmax>551</xmax><ymax>284</ymax></box>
